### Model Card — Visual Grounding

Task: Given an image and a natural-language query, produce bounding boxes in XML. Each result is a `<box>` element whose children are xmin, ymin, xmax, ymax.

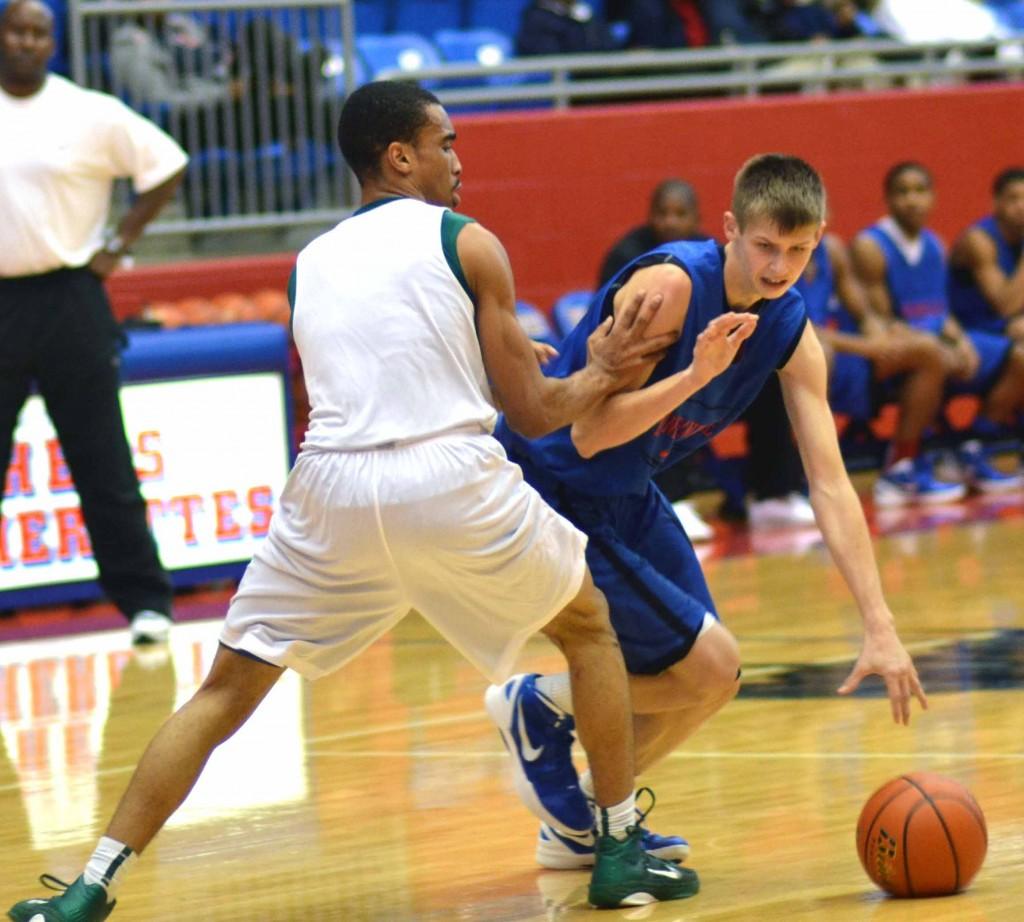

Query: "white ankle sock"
<box><xmin>534</xmin><ymin>672</ymin><xmax>573</xmax><ymax>714</ymax></box>
<box><xmin>83</xmin><ymin>836</ymin><xmax>136</xmax><ymax>898</ymax></box>
<box><xmin>595</xmin><ymin>792</ymin><xmax>637</xmax><ymax>840</ymax></box>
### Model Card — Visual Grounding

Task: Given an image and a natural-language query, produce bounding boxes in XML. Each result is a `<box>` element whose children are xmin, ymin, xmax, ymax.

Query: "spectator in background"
<box><xmin>598</xmin><ymin>179</ymin><xmax>703</xmax><ymax>287</ymax></box>
<box><xmin>851</xmin><ymin>161</ymin><xmax>1024</xmax><ymax>494</ymax></box>
<box><xmin>698</xmin><ymin>0</ymin><xmax>770</xmax><ymax>43</ymax></box>
<box><xmin>0</xmin><ymin>0</ymin><xmax>185</xmax><ymax>643</ymax></box>
<box><xmin>599</xmin><ymin>179</ymin><xmax>816</xmax><ymax>535</ymax></box>
<box><xmin>109</xmin><ymin>9</ymin><xmax>235</xmax><ymax>111</ymax></box>
<box><xmin>764</xmin><ymin>0</ymin><xmax>866</xmax><ymax>41</ymax></box>
<box><xmin>797</xmin><ymin>233</ymin><xmax>963</xmax><ymax>505</ymax></box>
<box><xmin>606</xmin><ymin>1</ymin><xmax>707</xmax><ymax>49</ymax></box>
<box><xmin>516</xmin><ymin>0</ymin><xmax>619</xmax><ymax>56</ymax></box>
<box><xmin>949</xmin><ymin>166</ymin><xmax>1024</xmax><ymax>343</ymax></box>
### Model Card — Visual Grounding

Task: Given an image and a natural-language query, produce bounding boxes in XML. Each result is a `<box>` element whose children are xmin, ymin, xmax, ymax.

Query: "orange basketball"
<box><xmin>856</xmin><ymin>772</ymin><xmax>987</xmax><ymax>897</ymax></box>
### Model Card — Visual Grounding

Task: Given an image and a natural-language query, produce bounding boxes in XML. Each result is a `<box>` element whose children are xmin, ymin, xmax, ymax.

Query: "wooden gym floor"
<box><xmin>0</xmin><ymin>490</ymin><xmax>1022</xmax><ymax>921</ymax></box>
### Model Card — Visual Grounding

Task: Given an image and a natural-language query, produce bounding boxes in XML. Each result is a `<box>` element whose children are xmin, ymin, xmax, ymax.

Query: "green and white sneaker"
<box><xmin>7</xmin><ymin>875</ymin><xmax>115</xmax><ymax>922</ymax></box>
<box><xmin>587</xmin><ymin>789</ymin><xmax>700</xmax><ymax>908</ymax></box>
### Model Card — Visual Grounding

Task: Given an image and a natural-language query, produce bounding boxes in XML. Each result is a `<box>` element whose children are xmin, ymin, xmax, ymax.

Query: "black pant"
<box><xmin>0</xmin><ymin>267</ymin><xmax>172</xmax><ymax>617</ymax></box>
<box><xmin>743</xmin><ymin>373</ymin><xmax>805</xmax><ymax>501</ymax></box>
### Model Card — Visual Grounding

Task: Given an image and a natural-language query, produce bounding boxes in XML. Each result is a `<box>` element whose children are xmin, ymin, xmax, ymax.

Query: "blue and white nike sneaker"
<box><xmin>959</xmin><ymin>440</ymin><xmax>1024</xmax><ymax>493</ymax></box>
<box><xmin>537</xmin><ymin>821</ymin><xmax>691</xmax><ymax>870</ymax></box>
<box><xmin>484</xmin><ymin>673</ymin><xmax>592</xmax><ymax>834</ymax></box>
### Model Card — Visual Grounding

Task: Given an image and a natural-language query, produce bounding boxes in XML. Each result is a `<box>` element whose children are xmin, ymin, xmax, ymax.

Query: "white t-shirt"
<box><xmin>294</xmin><ymin>198</ymin><xmax>498</xmax><ymax>451</ymax></box>
<box><xmin>0</xmin><ymin>73</ymin><xmax>188</xmax><ymax>277</ymax></box>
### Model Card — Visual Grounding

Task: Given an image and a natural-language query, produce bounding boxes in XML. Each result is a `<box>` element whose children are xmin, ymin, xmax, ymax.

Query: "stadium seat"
<box><xmin>355</xmin><ymin>0</ymin><xmax>393</xmax><ymax>35</ymax></box>
<box><xmin>551</xmin><ymin>290</ymin><xmax>593</xmax><ymax>339</ymax></box>
<box><xmin>356</xmin><ymin>32</ymin><xmax>444</xmax><ymax>84</ymax></box>
<box><xmin>320</xmin><ymin>38</ymin><xmax>369</xmax><ymax>92</ymax></box>
<box><xmin>434</xmin><ymin>27</ymin><xmax>513</xmax><ymax>68</ymax></box>
<box><xmin>394</xmin><ymin>0</ymin><xmax>464</xmax><ymax>36</ymax></box>
<box><xmin>515</xmin><ymin>301</ymin><xmax>560</xmax><ymax>348</ymax></box>
<box><xmin>466</xmin><ymin>0</ymin><xmax>530</xmax><ymax>35</ymax></box>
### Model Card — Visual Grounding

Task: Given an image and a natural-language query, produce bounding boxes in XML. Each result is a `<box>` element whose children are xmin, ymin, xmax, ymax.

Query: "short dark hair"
<box><xmin>337</xmin><ymin>80</ymin><xmax>440</xmax><ymax>182</ymax></box>
<box><xmin>650</xmin><ymin>178</ymin><xmax>698</xmax><ymax>212</ymax></box>
<box><xmin>993</xmin><ymin>166</ymin><xmax>1024</xmax><ymax>197</ymax></box>
<box><xmin>732</xmin><ymin>154</ymin><xmax>825</xmax><ymax>232</ymax></box>
<box><xmin>884</xmin><ymin>161</ymin><xmax>931</xmax><ymax>196</ymax></box>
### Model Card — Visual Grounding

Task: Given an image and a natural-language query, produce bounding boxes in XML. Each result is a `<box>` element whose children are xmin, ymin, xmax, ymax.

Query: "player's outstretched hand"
<box><xmin>586</xmin><ymin>289</ymin><xmax>678</xmax><ymax>374</ymax></box>
<box><xmin>690</xmin><ymin>312</ymin><xmax>759</xmax><ymax>384</ymax></box>
<box><xmin>837</xmin><ymin>626</ymin><xmax>928</xmax><ymax>725</ymax></box>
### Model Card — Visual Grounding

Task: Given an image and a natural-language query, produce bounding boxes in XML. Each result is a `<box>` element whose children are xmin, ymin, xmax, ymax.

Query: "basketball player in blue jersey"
<box><xmin>949</xmin><ymin>166</ymin><xmax>1024</xmax><ymax>342</ymax></box>
<box><xmin>851</xmin><ymin>162</ymin><xmax>1024</xmax><ymax>494</ymax></box>
<box><xmin>485</xmin><ymin>154</ymin><xmax>928</xmax><ymax>872</ymax></box>
<box><xmin>8</xmin><ymin>82</ymin><xmax>708</xmax><ymax>920</ymax></box>
<box><xmin>797</xmin><ymin>232</ymin><xmax>964</xmax><ymax>505</ymax></box>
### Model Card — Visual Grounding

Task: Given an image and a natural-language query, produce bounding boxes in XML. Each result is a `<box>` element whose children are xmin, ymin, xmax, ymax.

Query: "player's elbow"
<box><xmin>503</xmin><ymin>406</ymin><xmax>552</xmax><ymax>440</ymax></box>
<box><xmin>570</xmin><ymin>421</ymin><xmax>601</xmax><ymax>458</ymax></box>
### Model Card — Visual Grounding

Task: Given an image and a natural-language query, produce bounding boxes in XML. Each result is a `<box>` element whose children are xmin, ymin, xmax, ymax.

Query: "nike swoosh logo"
<box><xmin>553</xmin><ymin>827</ymin><xmax>592</xmax><ymax>844</ymax></box>
<box><xmin>647</xmin><ymin>867</ymin><xmax>682</xmax><ymax>879</ymax></box>
<box><xmin>516</xmin><ymin>697</ymin><xmax>544</xmax><ymax>761</ymax></box>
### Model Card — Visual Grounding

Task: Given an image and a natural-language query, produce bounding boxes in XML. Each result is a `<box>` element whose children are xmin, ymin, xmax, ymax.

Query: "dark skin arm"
<box><xmin>457</xmin><ymin>221</ymin><xmax>677</xmax><ymax>439</ymax></box>
<box><xmin>88</xmin><ymin>168</ymin><xmax>185</xmax><ymax>278</ymax></box>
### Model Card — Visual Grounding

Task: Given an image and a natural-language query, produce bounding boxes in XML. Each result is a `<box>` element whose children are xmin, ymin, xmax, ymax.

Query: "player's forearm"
<box><xmin>570</xmin><ymin>366</ymin><xmax>708</xmax><ymax>458</ymax></box>
<box><xmin>505</xmin><ymin>363</ymin><xmax>614</xmax><ymax>439</ymax></box>
<box><xmin>993</xmin><ymin>264</ymin><xmax>1024</xmax><ymax>317</ymax></box>
<box><xmin>808</xmin><ymin>477</ymin><xmax>894</xmax><ymax>631</ymax></box>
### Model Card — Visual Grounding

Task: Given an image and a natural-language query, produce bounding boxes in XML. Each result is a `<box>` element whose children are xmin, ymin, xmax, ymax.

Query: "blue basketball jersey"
<box><xmin>497</xmin><ymin>239</ymin><xmax>808</xmax><ymax>497</ymax></box>
<box><xmin>949</xmin><ymin>215</ymin><xmax>1023</xmax><ymax>335</ymax></box>
<box><xmin>795</xmin><ymin>242</ymin><xmax>858</xmax><ymax>333</ymax></box>
<box><xmin>864</xmin><ymin>222</ymin><xmax>949</xmax><ymax>334</ymax></box>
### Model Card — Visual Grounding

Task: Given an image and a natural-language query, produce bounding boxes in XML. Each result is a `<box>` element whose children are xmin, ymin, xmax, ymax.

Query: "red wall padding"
<box><xmin>107</xmin><ymin>83</ymin><xmax>1024</xmax><ymax>318</ymax></box>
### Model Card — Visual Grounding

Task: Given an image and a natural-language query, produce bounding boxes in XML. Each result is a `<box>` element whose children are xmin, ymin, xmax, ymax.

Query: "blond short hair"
<box><xmin>732</xmin><ymin>154</ymin><xmax>825</xmax><ymax>232</ymax></box>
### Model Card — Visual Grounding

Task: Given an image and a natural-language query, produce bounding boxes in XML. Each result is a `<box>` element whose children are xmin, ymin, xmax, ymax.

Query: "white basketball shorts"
<box><xmin>220</xmin><ymin>432</ymin><xmax>588</xmax><ymax>683</ymax></box>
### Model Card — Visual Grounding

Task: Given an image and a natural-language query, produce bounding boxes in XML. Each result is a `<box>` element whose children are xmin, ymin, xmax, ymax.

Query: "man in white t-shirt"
<box><xmin>0</xmin><ymin>0</ymin><xmax>187</xmax><ymax>643</ymax></box>
<box><xmin>8</xmin><ymin>79</ymin><xmax>726</xmax><ymax>920</ymax></box>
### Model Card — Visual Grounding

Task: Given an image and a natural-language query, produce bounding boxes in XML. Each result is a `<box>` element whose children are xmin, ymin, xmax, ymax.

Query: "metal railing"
<box><xmin>63</xmin><ymin>2</ymin><xmax>1024</xmax><ymax>238</ymax></box>
<box><xmin>69</xmin><ymin>0</ymin><xmax>359</xmax><ymax>234</ymax></box>
<box><xmin>379</xmin><ymin>37</ymin><xmax>1024</xmax><ymax>109</ymax></box>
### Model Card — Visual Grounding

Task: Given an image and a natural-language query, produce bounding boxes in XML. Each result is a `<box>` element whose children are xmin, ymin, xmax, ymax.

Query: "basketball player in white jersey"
<box><xmin>8</xmin><ymin>81</ymin><xmax>764</xmax><ymax>920</ymax></box>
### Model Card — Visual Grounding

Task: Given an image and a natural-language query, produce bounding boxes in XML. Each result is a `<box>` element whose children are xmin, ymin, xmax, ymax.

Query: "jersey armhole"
<box><xmin>287</xmin><ymin>265</ymin><xmax>298</xmax><ymax>337</ymax></box>
<box><xmin>777</xmin><ymin>313</ymin><xmax>809</xmax><ymax>369</ymax></box>
<box><xmin>441</xmin><ymin>211</ymin><xmax>477</xmax><ymax>303</ymax></box>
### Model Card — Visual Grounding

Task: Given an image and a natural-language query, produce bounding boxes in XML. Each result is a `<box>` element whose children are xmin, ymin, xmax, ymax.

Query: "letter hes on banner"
<box><xmin>1</xmin><ymin>429</ymin><xmax>278</xmax><ymax>572</ymax></box>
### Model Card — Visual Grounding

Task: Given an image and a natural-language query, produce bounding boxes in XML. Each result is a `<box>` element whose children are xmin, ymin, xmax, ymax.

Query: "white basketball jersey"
<box><xmin>293</xmin><ymin>198</ymin><xmax>497</xmax><ymax>451</ymax></box>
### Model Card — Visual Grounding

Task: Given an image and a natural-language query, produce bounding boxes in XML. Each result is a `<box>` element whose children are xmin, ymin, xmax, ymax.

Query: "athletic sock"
<box><xmin>83</xmin><ymin>836</ymin><xmax>136</xmax><ymax>899</ymax></box>
<box><xmin>885</xmin><ymin>438</ymin><xmax>919</xmax><ymax>467</ymax></box>
<box><xmin>595</xmin><ymin>792</ymin><xmax>637</xmax><ymax>841</ymax></box>
<box><xmin>534</xmin><ymin>672</ymin><xmax>573</xmax><ymax>715</ymax></box>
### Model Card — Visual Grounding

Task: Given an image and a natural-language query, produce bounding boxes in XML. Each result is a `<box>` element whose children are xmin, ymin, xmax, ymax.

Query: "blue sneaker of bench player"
<box><xmin>484</xmin><ymin>673</ymin><xmax>591</xmax><ymax>834</ymax></box>
<box><xmin>959</xmin><ymin>440</ymin><xmax>1024</xmax><ymax>494</ymax></box>
<box><xmin>873</xmin><ymin>456</ymin><xmax>966</xmax><ymax>506</ymax></box>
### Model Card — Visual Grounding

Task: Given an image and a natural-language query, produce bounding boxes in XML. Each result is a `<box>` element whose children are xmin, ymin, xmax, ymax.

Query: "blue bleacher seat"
<box><xmin>355</xmin><ymin>0</ymin><xmax>393</xmax><ymax>36</ymax></box>
<box><xmin>551</xmin><ymin>290</ymin><xmax>593</xmax><ymax>339</ymax></box>
<box><xmin>467</xmin><ymin>0</ymin><xmax>530</xmax><ymax>36</ymax></box>
<box><xmin>320</xmin><ymin>39</ymin><xmax>369</xmax><ymax>92</ymax></box>
<box><xmin>434</xmin><ymin>27</ymin><xmax>512</xmax><ymax>68</ymax></box>
<box><xmin>394</xmin><ymin>0</ymin><xmax>463</xmax><ymax>36</ymax></box>
<box><xmin>356</xmin><ymin>32</ymin><xmax>444</xmax><ymax>83</ymax></box>
<box><xmin>515</xmin><ymin>301</ymin><xmax>560</xmax><ymax>348</ymax></box>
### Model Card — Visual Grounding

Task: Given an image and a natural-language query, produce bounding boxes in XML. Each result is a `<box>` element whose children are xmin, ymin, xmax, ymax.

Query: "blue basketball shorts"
<box><xmin>947</xmin><ymin>330</ymin><xmax>1013</xmax><ymax>395</ymax></box>
<box><xmin>513</xmin><ymin>453</ymin><xmax>718</xmax><ymax>675</ymax></box>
